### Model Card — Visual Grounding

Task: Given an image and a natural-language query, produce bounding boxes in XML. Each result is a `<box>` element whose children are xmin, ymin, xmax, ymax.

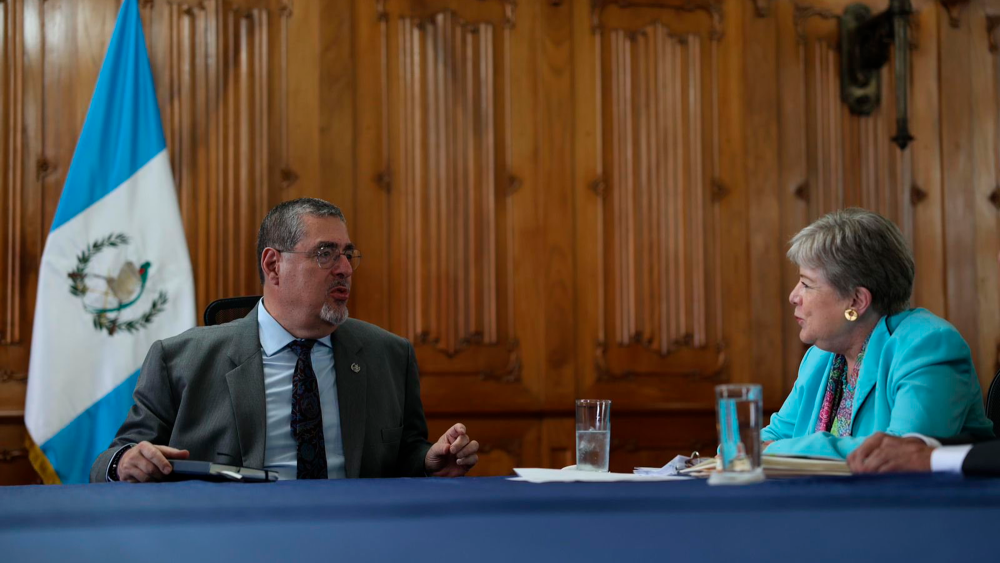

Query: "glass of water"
<box><xmin>576</xmin><ymin>399</ymin><xmax>611</xmax><ymax>472</ymax></box>
<box><xmin>712</xmin><ymin>384</ymin><xmax>764</xmax><ymax>484</ymax></box>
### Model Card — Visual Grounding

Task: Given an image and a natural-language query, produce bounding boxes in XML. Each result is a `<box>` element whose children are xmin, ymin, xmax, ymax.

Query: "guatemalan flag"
<box><xmin>24</xmin><ymin>0</ymin><xmax>195</xmax><ymax>484</ymax></box>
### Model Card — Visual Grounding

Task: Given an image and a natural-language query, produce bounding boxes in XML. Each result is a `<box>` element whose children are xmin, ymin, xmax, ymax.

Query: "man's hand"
<box><xmin>847</xmin><ymin>432</ymin><xmax>933</xmax><ymax>474</ymax></box>
<box><xmin>424</xmin><ymin>423</ymin><xmax>479</xmax><ymax>477</ymax></box>
<box><xmin>117</xmin><ymin>441</ymin><xmax>190</xmax><ymax>483</ymax></box>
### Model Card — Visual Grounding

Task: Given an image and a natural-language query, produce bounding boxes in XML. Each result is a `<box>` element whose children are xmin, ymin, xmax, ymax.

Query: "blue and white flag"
<box><xmin>24</xmin><ymin>0</ymin><xmax>195</xmax><ymax>484</ymax></box>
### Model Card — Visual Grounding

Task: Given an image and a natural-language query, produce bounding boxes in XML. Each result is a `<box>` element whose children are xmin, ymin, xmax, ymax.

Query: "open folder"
<box><xmin>680</xmin><ymin>454</ymin><xmax>851</xmax><ymax>478</ymax></box>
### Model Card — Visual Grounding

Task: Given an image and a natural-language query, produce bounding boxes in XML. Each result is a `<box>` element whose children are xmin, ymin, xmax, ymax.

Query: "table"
<box><xmin>2</xmin><ymin>474</ymin><xmax>999</xmax><ymax>562</ymax></box>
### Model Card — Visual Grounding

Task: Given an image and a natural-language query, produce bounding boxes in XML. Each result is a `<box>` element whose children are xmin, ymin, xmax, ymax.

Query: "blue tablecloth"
<box><xmin>2</xmin><ymin>474</ymin><xmax>999</xmax><ymax>562</ymax></box>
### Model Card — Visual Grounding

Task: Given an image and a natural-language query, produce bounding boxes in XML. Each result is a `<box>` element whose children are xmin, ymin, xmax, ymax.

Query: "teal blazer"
<box><xmin>762</xmin><ymin>308</ymin><xmax>994</xmax><ymax>459</ymax></box>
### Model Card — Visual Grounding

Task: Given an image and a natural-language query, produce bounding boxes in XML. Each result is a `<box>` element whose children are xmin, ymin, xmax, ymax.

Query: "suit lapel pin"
<box><xmin>351</xmin><ymin>363</ymin><xmax>361</xmax><ymax>373</ymax></box>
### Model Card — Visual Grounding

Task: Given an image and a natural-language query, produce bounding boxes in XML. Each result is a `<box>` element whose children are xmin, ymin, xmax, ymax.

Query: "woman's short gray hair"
<box><xmin>256</xmin><ymin>198</ymin><xmax>346</xmax><ymax>284</ymax></box>
<box><xmin>787</xmin><ymin>208</ymin><xmax>914</xmax><ymax>316</ymax></box>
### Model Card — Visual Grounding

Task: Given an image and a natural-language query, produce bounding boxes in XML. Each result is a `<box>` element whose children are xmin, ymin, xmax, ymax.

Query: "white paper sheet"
<box><xmin>510</xmin><ymin>468</ymin><xmax>690</xmax><ymax>483</ymax></box>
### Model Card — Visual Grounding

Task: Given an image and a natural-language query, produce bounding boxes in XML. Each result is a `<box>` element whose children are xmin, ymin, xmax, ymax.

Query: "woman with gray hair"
<box><xmin>761</xmin><ymin>208</ymin><xmax>993</xmax><ymax>459</ymax></box>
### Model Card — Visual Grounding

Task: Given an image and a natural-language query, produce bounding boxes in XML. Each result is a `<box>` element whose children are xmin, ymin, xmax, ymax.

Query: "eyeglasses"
<box><xmin>279</xmin><ymin>246</ymin><xmax>362</xmax><ymax>270</ymax></box>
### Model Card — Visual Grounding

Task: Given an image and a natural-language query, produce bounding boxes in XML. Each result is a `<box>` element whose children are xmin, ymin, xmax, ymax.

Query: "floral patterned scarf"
<box><xmin>815</xmin><ymin>337</ymin><xmax>870</xmax><ymax>437</ymax></box>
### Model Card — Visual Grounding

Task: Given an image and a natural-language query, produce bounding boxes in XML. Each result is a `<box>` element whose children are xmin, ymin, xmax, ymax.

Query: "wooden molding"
<box><xmin>2</xmin><ymin>0</ymin><xmax>24</xmax><ymax>346</ymax></box>
<box><xmin>0</xmin><ymin>370</ymin><xmax>27</xmax><ymax>384</ymax></box>
<box><xmin>752</xmin><ymin>0</ymin><xmax>771</xmax><ymax>18</ymax></box>
<box><xmin>940</xmin><ymin>0</ymin><xmax>968</xmax><ymax>28</ymax></box>
<box><xmin>794</xmin><ymin>181</ymin><xmax>809</xmax><ymax>201</ymax></box>
<box><xmin>594</xmin><ymin>340</ymin><xmax>729</xmax><ymax>382</ymax></box>
<box><xmin>591</xmin><ymin>0</ymin><xmax>724</xmax><ymax>40</ymax></box>
<box><xmin>793</xmin><ymin>3</ymin><xmax>838</xmax><ymax>44</ymax></box>
<box><xmin>989</xmin><ymin>186</ymin><xmax>1000</xmax><ymax>210</ymax></box>
<box><xmin>988</xmin><ymin>16</ymin><xmax>1000</xmax><ymax>52</ymax></box>
<box><xmin>478</xmin><ymin>437</ymin><xmax>523</xmax><ymax>463</ymax></box>
<box><xmin>589</xmin><ymin>176</ymin><xmax>607</xmax><ymax>198</ymax></box>
<box><xmin>711</xmin><ymin>178</ymin><xmax>729</xmax><ymax>202</ymax></box>
<box><xmin>0</xmin><ymin>448</ymin><xmax>27</xmax><ymax>463</ymax></box>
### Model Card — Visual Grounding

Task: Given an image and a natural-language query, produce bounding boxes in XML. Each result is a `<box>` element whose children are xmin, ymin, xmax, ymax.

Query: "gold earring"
<box><xmin>844</xmin><ymin>308</ymin><xmax>858</xmax><ymax>322</ymax></box>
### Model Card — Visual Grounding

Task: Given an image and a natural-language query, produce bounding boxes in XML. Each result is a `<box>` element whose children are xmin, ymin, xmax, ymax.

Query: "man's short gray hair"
<box><xmin>787</xmin><ymin>208</ymin><xmax>914</xmax><ymax>316</ymax></box>
<box><xmin>256</xmin><ymin>198</ymin><xmax>346</xmax><ymax>284</ymax></box>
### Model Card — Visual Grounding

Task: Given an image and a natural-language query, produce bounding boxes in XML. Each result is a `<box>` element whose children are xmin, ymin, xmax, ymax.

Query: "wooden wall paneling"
<box><xmin>351</xmin><ymin>0</ymin><xmax>382</xmax><ymax>327</ymax></box>
<box><xmin>0</xmin><ymin>417</ymin><xmax>39</xmax><ymax>484</ymax></box>
<box><xmin>535</xmin><ymin>0</ymin><xmax>576</xmax><ymax>414</ymax></box>
<box><xmin>541</xmin><ymin>416</ymin><xmax>574</xmax><ymax>470</ymax></box>
<box><xmin>0</xmin><ymin>0</ymin><xmax>23</xmax><ymax>413</ymax></box>
<box><xmin>375</xmin><ymin>0</ymin><xmax>537</xmax><ymax>415</ymax></box>
<box><xmin>940</xmin><ymin>2</ymin><xmax>981</xmax><ymax>371</ymax></box>
<box><xmin>0</xmin><ymin>0</ymin><xmax>42</xmax><ymax>419</ymax></box>
<box><xmin>580</xmin><ymin>0</ymin><xmax>733</xmax><ymax>413</ymax></box>
<box><xmin>141</xmin><ymin>0</ymin><xmax>286</xmax><ymax>314</ymax></box>
<box><xmin>428</xmin><ymin>416</ymin><xmax>540</xmax><ymax>476</ymax></box>
<box><xmin>143</xmin><ymin>0</ymin><xmax>216</xmax><ymax>313</ymax></box>
<box><xmin>0</xmin><ymin>0</ymin><xmax>20</xmax><ymax>349</ymax></box>
<box><xmin>216</xmin><ymin>0</ymin><xmax>276</xmax><ymax>301</ymax></box>
<box><xmin>910</xmin><ymin>0</ymin><xmax>945</xmax><ymax>316</ymax></box>
<box><xmin>284</xmin><ymin>0</ymin><xmax>321</xmax><ymax>207</ymax></box>
<box><xmin>572</xmin><ymin>0</ymin><xmax>602</xmax><ymax>410</ymax></box>
<box><xmin>314</xmin><ymin>0</ymin><xmax>354</xmax><ymax>222</ymax></box>
<box><xmin>776</xmin><ymin>0</ymin><xmax>810</xmax><ymax>394</ymax></box>
<box><xmin>41</xmin><ymin>0</ymin><xmax>117</xmax><ymax>249</ymax></box>
<box><xmin>774</xmin><ymin>0</ymin><xmax>917</xmax><ymax>396</ymax></box>
<box><xmin>743</xmin><ymin>0</ymin><xmax>784</xmax><ymax>407</ymax></box>
<box><xmin>791</xmin><ymin>0</ymin><xmax>914</xmax><ymax>238</ymax></box>
<box><xmin>970</xmin><ymin>0</ymin><xmax>1000</xmax><ymax>387</ymax></box>
<box><xmin>605</xmin><ymin>412</ymin><xmax>717</xmax><ymax>472</ymax></box>
<box><xmin>716</xmin><ymin>0</ymin><xmax>750</xmax><ymax>394</ymax></box>
<box><xmin>283</xmin><ymin>0</ymin><xmax>356</xmax><ymax>318</ymax></box>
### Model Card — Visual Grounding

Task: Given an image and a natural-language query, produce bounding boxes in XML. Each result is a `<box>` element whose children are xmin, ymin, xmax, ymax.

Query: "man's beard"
<box><xmin>320</xmin><ymin>301</ymin><xmax>349</xmax><ymax>326</ymax></box>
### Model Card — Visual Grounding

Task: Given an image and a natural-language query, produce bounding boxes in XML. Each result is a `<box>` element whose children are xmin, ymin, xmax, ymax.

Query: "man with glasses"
<box><xmin>92</xmin><ymin>198</ymin><xmax>479</xmax><ymax>482</ymax></box>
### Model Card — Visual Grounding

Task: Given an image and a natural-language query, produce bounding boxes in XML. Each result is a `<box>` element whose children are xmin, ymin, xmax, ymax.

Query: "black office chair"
<box><xmin>203</xmin><ymin>295</ymin><xmax>262</xmax><ymax>326</ymax></box>
<box><xmin>986</xmin><ymin>368</ymin><xmax>1000</xmax><ymax>435</ymax></box>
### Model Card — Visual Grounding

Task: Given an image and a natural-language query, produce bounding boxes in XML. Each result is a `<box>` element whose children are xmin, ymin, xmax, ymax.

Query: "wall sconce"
<box><xmin>840</xmin><ymin>0</ymin><xmax>913</xmax><ymax>150</ymax></box>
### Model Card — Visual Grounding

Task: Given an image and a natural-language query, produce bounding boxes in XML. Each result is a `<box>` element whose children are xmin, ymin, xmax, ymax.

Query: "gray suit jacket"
<box><xmin>90</xmin><ymin>306</ymin><xmax>432</xmax><ymax>482</ymax></box>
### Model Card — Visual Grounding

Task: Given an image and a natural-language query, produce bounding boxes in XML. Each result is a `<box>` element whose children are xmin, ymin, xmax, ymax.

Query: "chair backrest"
<box><xmin>203</xmin><ymin>295</ymin><xmax>262</xmax><ymax>326</ymax></box>
<box><xmin>987</xmin><ymin>368</ymin><xmax>1000</xmax><ymax>435</ymax></box>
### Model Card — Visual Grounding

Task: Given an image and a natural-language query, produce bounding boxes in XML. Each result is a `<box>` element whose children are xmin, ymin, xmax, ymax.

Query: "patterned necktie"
<box><xmin>288</xmin><ymin>339</ymin><xmax>328</xmax><ymax>479</ymax></box>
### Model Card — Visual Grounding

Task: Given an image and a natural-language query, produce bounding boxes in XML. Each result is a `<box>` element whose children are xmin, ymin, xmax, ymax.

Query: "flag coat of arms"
<box><xmin>24</xmin><ymin>0</ymin><xmax>195</xmax><ymax>484</ymax></box>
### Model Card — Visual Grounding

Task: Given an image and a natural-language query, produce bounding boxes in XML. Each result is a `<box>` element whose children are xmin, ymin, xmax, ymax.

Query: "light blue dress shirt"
<box><xmin>258</xmin><ymin>300</ymin><xmax>346</xmax><ymax>479</ymax></box>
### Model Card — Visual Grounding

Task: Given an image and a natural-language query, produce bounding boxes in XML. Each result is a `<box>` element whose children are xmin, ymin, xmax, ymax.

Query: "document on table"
<box><xmin>678</xmin><ymin>454</ymin><xmax>850</xmax><ymax>478</ymax></box>
<box><xmin>511</xmin><ymin>468</ymin><xmax>690</xmax><ymax>483</ymax></box>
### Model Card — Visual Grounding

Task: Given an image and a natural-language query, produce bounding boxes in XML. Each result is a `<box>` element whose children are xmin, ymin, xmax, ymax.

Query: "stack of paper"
<box><xmin>680</xmin><ymin>454</ymin><xmax>850</xmax><ymax>478</ymax></box>
<box><xmin>511</xmin><ymin>468</ymin><xmax>689</xmax><ymax>483</ymax></box>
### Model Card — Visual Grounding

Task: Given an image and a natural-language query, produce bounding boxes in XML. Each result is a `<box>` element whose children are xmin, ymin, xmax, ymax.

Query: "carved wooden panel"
<box><xmin>589</xmin><ymin>1</ymin><xmax>728</xmax><ymax>394</ymax></box>
<box><xmin>141</xmin><ymin>0</ymin><xmax>289</xmax><ymax>312</ymax></box>
<box><xmin>0</xmin><ymin>0</ymin><xmax>23</xmax><ymax>346</ymax></box>
<box><xmin>0</xmin><ymin>0</ymin><xmax>39</xmax><ymax>421</ymax></box>
<box><xmin>380</xmin><ymin>0</ymin><xmax>521</xmax><ymax>384</ymax></box>
<box><xmin>790</xmin><ymin>4</ymin><xmax>913</xmax><ymax>238</ymax></box>
<box><xmin>938</xmin><ymin>1</ymin><xmax>1000</xmax><ymax>389</ymax></box>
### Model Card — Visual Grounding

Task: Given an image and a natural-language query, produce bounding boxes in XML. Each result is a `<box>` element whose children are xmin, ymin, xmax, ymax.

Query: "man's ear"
<box><xmin>261</xmin><ymin>248</ymin><xmax>281</xmax><ymax>285</ymax></box>
<box><xmin>850</xmin><ymin>286</ymin><xmax>874</xmax><ymax>318</ymax></box>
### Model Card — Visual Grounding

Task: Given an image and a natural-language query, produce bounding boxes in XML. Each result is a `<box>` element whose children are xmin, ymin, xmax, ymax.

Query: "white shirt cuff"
<box><xmin>902</xmin><ymin>433</ymin><xmax>972</xmax><ymax>474</ymax></box>
<box><xmin>902</xmin><ymin>432</ymin><xmax>942</xmax><ymax>448</ymax></box>
<box><xmin>930</xmin><ymin>445</ymin><xmax>973</xmax><ymax>474</ymax></box>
